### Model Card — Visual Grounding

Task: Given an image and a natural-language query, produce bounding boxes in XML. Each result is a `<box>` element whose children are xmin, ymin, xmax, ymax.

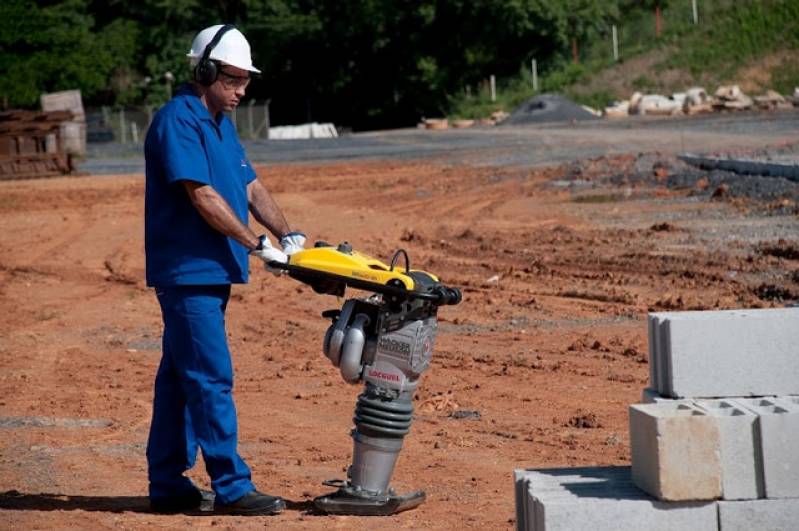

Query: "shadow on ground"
<box><xmin>0</xmin><ymin>490</ymin><xmax>316</xmax><ymax>515</ymax></box>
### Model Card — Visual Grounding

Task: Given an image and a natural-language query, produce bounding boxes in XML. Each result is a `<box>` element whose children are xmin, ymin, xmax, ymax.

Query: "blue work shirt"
<box><xmin>144</xmin><ymin>84</ymin><xmax>257</xmax><ymax>287</ymax></box>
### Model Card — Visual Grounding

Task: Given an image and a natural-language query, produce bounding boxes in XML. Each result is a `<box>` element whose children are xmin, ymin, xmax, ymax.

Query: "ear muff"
<box><xmin>194</xmin><ymin>24</ymin><xmax>235</xmax><ymax>86</ymax></box>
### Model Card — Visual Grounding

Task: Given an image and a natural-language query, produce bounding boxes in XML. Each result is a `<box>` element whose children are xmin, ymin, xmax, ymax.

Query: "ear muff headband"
<box><xmin>194</xmin><ymin>24</ymin><xmax>236</xmax><ymax>86</ymax></box>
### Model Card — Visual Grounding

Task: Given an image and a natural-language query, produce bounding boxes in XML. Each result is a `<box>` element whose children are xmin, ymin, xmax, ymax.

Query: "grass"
<box><xmin>446</xmin><ymin>0</ymin><xmax>799</xmax><ymax>120</ymax></box>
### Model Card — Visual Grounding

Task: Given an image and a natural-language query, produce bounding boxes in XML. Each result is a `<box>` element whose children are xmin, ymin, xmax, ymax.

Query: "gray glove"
<box><xmin>279</xmin><ymin>231</ymin><xmax>306</xmax><ymax>255</ymax></box>
<box><xmin>250</xmin><ymin>235</ymin><xmax>287</xmax><ymax>276</ymax></box>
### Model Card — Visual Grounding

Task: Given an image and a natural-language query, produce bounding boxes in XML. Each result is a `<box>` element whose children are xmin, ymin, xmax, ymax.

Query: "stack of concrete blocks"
<box><xmin>515</xmin><ymin>308</ymin><xmax>799</xmax><ymax>531</ymax></box>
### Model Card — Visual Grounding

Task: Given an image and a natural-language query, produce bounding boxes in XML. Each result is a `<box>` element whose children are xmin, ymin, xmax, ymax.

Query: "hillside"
<box><xmin>450</xmin><ymin>0</ymin><xmax>799</xmax><ymax>118</ymax></box>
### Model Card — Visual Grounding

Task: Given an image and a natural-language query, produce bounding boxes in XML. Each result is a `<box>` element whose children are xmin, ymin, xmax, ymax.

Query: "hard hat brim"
<box><xmin>186</xmin><ymin>53</ymin><xmax>261</xmax><ymax>75</ymax></box>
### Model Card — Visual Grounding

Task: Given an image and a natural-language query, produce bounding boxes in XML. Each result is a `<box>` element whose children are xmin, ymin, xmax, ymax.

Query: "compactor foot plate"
<box><xmin>313</xmin><ymin>488</ymin><xmax>425</xmax><ymax>516</ymax></box>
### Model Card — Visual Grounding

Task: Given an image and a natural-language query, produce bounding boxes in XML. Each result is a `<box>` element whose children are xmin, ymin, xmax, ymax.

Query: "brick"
<box><xmin>630</xmin><ymin>402</ymin><xmax>722</xmax><ymax>500</ymax></box>
<box><xmin>735</xmin><ymin>397</ymin><xmax>799</xmax><ymax>498</ymax></box>
<box><xmin>514</xmin><ymin>466</ymin><xmax>717</xmax><ymax>531</ymax></box>
<box><xmin>653</xmin><ymin>308</ymin><xmax>799</xmax><ymax>398</ymax></box>
<box><xmin>719</xmin><ymin>499</ymin><xmax>799</xmax><ymax>531</ymax></box>
<box><xmin>693</xmin><ymin>399</ymin><xmax>764</xmax><ymax>499</ymax></box>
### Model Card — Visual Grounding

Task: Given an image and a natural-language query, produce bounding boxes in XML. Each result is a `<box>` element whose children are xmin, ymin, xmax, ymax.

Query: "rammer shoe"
<box><xmin>215</xmin><ymin>490</ymin><xmax>286</xmax><ymax>515</ymax></box>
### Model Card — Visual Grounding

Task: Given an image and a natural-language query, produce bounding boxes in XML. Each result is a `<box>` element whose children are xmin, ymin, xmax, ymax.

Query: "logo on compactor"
<box><xmin>378</xmin><ymin>337</ymin><xmax>411</xmax><ymax>355</ymax></box>
<box><xmin>368</xmin><ymin>369</ymin><xmax>400</xmax><ymax>382</ymax></box>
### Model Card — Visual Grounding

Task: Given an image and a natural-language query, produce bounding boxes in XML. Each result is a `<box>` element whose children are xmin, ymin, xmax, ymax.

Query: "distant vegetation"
<box><xmin>451</xmin><ymin>0</ymin><xmax>799</xmax><ymax>118</ymax></box>
<box><xmin>1</xmin><ymin>0</ymin><xmax>796</xmax><ymax>130</ymax></box>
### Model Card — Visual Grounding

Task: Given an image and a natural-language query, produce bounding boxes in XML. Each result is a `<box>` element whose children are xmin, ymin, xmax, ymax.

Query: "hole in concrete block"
<box><xmin>700</xmin><ymin>400</ymin><xmax>734</xmax><ymax>410</ymax></box>
<box><xmin>739</xmin><ymin>398</ymin><xmax>789</xmax><ymax>414</ymax></box>
<box><xmin>697</xmin><ymin>400</ymin><xmax>749</xmax><ymax>416</ymax></box>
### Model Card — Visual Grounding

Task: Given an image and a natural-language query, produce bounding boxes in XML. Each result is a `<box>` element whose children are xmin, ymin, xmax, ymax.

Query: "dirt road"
<box><xmin>1</xmin><ymin>116</ymin><xmax>798</xmax><ymax>529</ymax></box>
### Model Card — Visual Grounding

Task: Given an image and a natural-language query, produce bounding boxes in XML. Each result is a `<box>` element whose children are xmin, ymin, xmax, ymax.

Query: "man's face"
<box><xmin>206</xmin><ymin>64</ymin><xmax>251</xmax><ymax>113</ymax></box>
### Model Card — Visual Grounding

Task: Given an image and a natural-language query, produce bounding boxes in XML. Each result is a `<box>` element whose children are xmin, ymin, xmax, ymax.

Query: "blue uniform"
<box><xmin>144</xmin><ymin>84</ymin><xmax>257</xmax><ymax>504</ymax></box>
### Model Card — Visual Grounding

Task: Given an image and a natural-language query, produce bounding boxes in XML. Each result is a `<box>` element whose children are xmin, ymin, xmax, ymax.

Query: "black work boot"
<box><xmin>150</xmin><ymin>487</ymin><xmax>214</xmax><ymax>513</ymax></box>
<box><xmin>215</xmin><ymin>490</ymin><xmax>286</xmax><ymax>515</ymax></box>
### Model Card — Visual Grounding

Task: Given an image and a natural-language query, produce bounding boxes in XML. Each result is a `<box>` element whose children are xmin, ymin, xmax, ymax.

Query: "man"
<box><xmin>143</xmin><ymin>24</ymin><xmax>303</xmax><ymax>516</ymax></box>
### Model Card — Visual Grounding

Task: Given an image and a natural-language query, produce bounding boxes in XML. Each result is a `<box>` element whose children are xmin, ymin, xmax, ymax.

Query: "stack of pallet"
<box><xmin>0</xmin><ymin>110</ymin><xmax>75</xmax><ymax>180</ymax></box>
<box><xmin>515</xmin><ymin>307</ymin><xmax>799</xmax><ymax>531</ymax></box>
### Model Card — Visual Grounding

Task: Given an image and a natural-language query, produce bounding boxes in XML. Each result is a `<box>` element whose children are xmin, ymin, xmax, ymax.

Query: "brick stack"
<box><xmin>515</xmin><ymin>307</ymin><xmax>799</xmax><ymax>531</ymax></box>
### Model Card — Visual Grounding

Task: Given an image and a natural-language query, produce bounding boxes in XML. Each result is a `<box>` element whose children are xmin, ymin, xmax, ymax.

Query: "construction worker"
<box><xmin>143</xmin><ymin>24</ymin><xmax>303</xmax><ymax>515</ymax></box>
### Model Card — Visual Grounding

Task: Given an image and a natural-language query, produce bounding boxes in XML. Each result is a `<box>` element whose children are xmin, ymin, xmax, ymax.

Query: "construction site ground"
<box><xmin>1</xmin><ymin>110</ymin><xmax>798</xmax><ymax>529</ymax></box>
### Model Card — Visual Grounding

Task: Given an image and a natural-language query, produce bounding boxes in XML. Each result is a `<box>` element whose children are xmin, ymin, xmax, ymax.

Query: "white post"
<box><xmin>264</xmin><ymin>99</ymin><xmax>271</xmax><ymax>140</ymax></box>
<box><xmin>248</xmin><ymin>100</ymin><xmax>255</xmax><ymax>139</ymax></box>
<box><xmin>131</xmin><ymin>122</ymin><xmax>138</xmax><ymax>144</ymax></box>
<box><xmin>490</xmin><ymin>75</ymin><xmax>496</xmax><ymax>102</ymax></box>
<box><xmin>612</xmin><ymin>24</ymin><xmax>619</xmax><ymax>61</ymax></box>
<box><xmin>532</xmin><ymin>59</ymin><xmax>538</xmax><ymax>91</ymax></box>
<box><xmin>692</xmin><ymin>0</ymin><xmax>698</xmax><ymax>24</ymax></box>
<box><xmin>119</xmin><ymin>108</ymin><xmax>127</xmax><ymax>144</ymax></box>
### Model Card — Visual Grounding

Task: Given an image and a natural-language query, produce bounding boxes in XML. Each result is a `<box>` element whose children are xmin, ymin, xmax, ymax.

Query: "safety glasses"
<box><xmin>218</xmin><ymin>70</ymin><xmax>251</xmax><ymax>90</ymax></box>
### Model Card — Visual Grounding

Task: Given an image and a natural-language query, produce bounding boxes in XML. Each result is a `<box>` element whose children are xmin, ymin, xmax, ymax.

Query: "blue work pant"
<box><xmin>146</xmin><ymin>284</ymin><xmax>254</xmax><ymax>504</ymax></box>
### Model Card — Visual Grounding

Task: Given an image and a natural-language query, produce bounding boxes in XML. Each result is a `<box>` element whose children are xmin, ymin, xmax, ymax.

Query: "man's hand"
<box><xmin>250</xmin><ymin>235</ymin><xmax>288</xmax><ymax>276</ymax></box>
<box><xmin>280</xmin><ymin>231</ymin><xmax>306</xmax><ymax>255</ymax></box>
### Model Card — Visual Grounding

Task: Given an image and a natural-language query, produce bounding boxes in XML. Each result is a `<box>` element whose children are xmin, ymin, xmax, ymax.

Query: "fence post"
<box><xmin>264</xmin><ymin>99</ymin><xmax>271</xmax><ymax>140</ymax></box>
<box><xmin>248</xmin><ymin>100</ymin><xmax>255</xmax><ymax>139</ymax></box>
<box><xmin>119</xmin><ymin>108</ymin><xmax>127</xmax><ymax>144</ymax></box>
<box><xmin>490</xmin><ymin>75</ymin><xmax>496</xmax><ymax>102</ymax></box>
<box><xmin>131</xmin><ymin>122</ymin><xmax>138</xmax><ymax>144</ymax></box>
<box><xmin>532</xmin><ymin>59</ymin><xmax>538</xmax><ymax>91</ymax></box>
<box><xmin>231</xmin><ymin>106</ymin><xmax>237</xmax><ymax>132</ymax></box>
<box><xmin>692</xmin><ymin>0</ymin><xmax>698</xmax><ymax>24</ymax></box>
<box><xmin>612</xmin><ymin>25</ymin><xmax>619</xmax><ymax>61</ymax></box>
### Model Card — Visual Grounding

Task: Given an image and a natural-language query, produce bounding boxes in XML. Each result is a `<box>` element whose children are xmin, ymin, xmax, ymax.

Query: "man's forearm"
<box><xmin>248</xmin><ymin>179</ymin><xmax>291</xmax><ymax>239</ymax></box>
<box><xmin>184</xmin><ymin>181</ymin><xmax>260</xmax><ymax>250</ymax></box>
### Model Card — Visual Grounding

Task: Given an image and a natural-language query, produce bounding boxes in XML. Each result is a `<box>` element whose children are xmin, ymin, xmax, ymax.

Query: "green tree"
<box><xmin>0</xmin><ymin>0</ymin><xmax>138</xmax><ymax>107</ymax></box>
<box><xmin>547</xmin><ymin>0</ymin><xmax>619</xmax><ymax>64</ymax></box>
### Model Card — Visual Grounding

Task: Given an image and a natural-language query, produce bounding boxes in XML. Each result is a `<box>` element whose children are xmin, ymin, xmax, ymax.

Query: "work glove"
<box><xmin>250</xmin><ymin>235</ymin><xmax>288</xmax><ymax>276</ymax></box>
<box><xmin>279</xmin><ymin>231</ymin><xmax>306</xmax><ymax>256</ymax></box>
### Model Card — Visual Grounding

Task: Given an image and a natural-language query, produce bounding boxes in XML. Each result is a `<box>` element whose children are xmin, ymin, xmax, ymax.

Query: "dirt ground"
<box><xmin>1</xmin><ymin>133</ymin><xmax>798</xmax><ymax>529</ymax></box>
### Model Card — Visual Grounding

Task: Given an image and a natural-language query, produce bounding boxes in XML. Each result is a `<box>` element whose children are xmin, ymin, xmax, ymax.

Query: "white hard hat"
<box><xmin>187</xmin><ymin>24</ymin><xmax>261</xmax><ymax>74</ymax></box>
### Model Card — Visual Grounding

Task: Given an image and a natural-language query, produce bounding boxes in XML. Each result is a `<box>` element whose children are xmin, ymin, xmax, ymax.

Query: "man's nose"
<box><xmin>235</xmin><ymin>84</ymin><xmax>246</xmax><ymax>98</ymax></box>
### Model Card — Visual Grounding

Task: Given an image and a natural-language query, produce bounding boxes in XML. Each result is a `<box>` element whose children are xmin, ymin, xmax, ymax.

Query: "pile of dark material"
<box><xmin>501</xmin><ymin>93</ymin><xmax>599</xmax><ymax>126</ymax></box>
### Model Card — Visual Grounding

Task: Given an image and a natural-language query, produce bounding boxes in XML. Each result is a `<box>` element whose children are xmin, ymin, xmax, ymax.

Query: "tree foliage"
<box><xmin>2</xmin><ymin>0</ymin><xmax>758</xmax><ymax>129</ymax></box>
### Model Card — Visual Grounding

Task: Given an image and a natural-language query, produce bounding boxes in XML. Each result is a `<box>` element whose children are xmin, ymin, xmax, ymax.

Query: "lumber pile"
<box><xmin>0</xmin><ymin>110</ymin><xmax>76</xmax><ymax>180</ymax></box>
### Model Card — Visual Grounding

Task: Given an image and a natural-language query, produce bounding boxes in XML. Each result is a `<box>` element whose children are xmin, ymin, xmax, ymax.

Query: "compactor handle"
<box><xmin>433</xmin><ymin>286</ymin><xmax>462</xmax><ymax>306</ymax></box>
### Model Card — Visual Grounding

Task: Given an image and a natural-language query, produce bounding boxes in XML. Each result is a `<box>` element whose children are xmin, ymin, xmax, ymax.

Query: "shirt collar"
<box><xmin>176</xmin><ymin>83</ymin><xmax>224</xmax><ymax>126</ymax></box>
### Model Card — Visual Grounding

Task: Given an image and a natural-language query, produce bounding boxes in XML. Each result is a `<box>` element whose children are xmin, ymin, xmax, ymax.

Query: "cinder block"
<box><xmin>630</xmin><ymin>402</ymin><xmax>722</xmax><ymax>500</ymax></box>
<box><xmin>735</xmin><ymin>397</ymin><xmax>799</xmax><ymax>498</ymax></box>
<box><xmin>647</xmin><ymin>313</ymin><xmax>673</xmax><ymax>395</ymax></box>
<box><xmin>653</xmin><ymin>308</ymin><xmax>799</xmax><ymax>398</ymax></box>
<box><xmin>719</xmin><ymin>498</ymin><xmax>799</xmax><ymax>531</ymax></box>
<box><xmin>647</xmin><ymin>315</ymin><xmax>660</xmax><ymax>392</ymax></box>
<box><xmin>514</xmin><ymin>469</ymin><xmax>531</xmax><ymax>531</ymax></box>
<box><xmin>693</xmin><ymin>399</ymin><xmax>764</xmax><ymax>499</ymax></box>
<box><xmin>514</xmin><ymin>466</ymin><xmax>717</xmax><ymax>531</ymax></box>
<box><xmin>640</xmin><ymin>388</ymin><xmax>693</xmax><ymax>404</ymax></box>
<box><xmin>641</xmin><ymin>387</ymin><xmax>662</xmax><ymax>403</ymax></box>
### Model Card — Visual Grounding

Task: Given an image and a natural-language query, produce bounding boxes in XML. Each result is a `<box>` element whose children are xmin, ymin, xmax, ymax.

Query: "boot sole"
<box><xmin>214</xmin><ymin>499</ymin><xmax>286</xmax><ymax>516</ymax></box>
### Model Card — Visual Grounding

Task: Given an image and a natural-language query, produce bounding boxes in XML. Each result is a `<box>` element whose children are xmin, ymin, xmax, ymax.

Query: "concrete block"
<box><xmin>514</xmin><ymin>466</ymin><xmax>717</xmax><ymax>531</ymax></box>
<box><xmin>647</xmin><ymin>314</ymin><xmax>660</xmax><ymax>392</ymax></box>
<box><xmin>719</xmin><ymin>498</ymin><xmax>799</xmax><ymax>531</ymax></box>
<box><xmin>630</xmin><ymin>402</ymin><xmax>722</xmax><ymax>500</ymax></box>
<box><xmin>693</xmin><ymin>399</ymin><xmax>764</xmax><ymax>499</ymax></box>
<box><xmin>735</xmin><ymin>397</ymin><xmax>799</xmax><ymax>498</ymax></box>
<box><xmin>647</xmin><ymin>313</ymin><xmax>673</xmax><ymax>395</ymax></box>
<box><xmin>641</xmin><ymin>387</ymin><xmax>662</xmax><ymax>403</ymax></box>
<box><xmin>652</xmin><ymin>308</ymin><xmax>799</xmax><ymax>398</ymax></box>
